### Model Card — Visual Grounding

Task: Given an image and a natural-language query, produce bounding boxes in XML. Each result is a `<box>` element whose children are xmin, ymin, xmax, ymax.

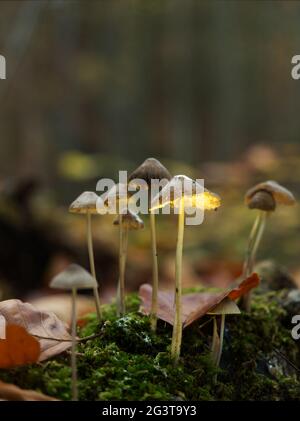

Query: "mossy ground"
<box><xmin>0</xmin><ymin>291</ymin><xmax>299</xmax><ymax>400</ymax></box>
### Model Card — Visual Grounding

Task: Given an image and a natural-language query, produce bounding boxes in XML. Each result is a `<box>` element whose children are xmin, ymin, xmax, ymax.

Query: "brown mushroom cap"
<box><xmin>69</xmin><ymin>191</ymin><xmax>99</xmax><ymax>214</ymax></box>
<box><xmin>128</xmin><ymin>158</ymin><xmax>172</xmax><ymax>188</ymax></box>
<box><xmin>50</xmin><ymin>264</ymin><xmax>97</xmax><ymax>290</ymax></box>
<box><xmin>245</xmin><ymin>180</ymin><xmax>296</xmax><ymax>208</ymax></box>
<box><xmin>113</xmin><ymin>210</ymin><xmax>144</xmax><ymax>230</ymax></box>
<box><xmin>248</xmin><ymin>190</ymin><xmax>276</xmax><ymax>212</ymax></box>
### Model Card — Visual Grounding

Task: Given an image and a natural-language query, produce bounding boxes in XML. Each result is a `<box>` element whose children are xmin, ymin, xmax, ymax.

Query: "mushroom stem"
<box><xmin>241</xmin><ymin>211</ymin><xmax>267</xmax><ymax>311</ymax></box>
<box><xmin>71</xmin><ymin>287</ymin><xmax>78</xmax><ymax>401</ymax></box>
<box><xmin>211</xmin><ymin>317</ymin><xmax>219</xmax><ymax>365</ymax></box>
<box><xmin>117</xmin><ymin>214</ymin><xmax>127</xmax><ymax>316</ymax></box>
<box><xmin>149</xmin><ymin>210</ymin><xmax>159</xmax><ymax>331</ymax></box>
<box><xmin>216</xmin><ymin>314</ymin><xmax>225</xmax><ymax>367</ymax></box>
<box><xmin>171</xmin><ymin>198</ymin><xmax>185</xmax><ymax>363</ymax></box>
<box><xmin>86</xmin><ymin>212</ymin><xmax>102</xmax><ymax>321</ymax></box>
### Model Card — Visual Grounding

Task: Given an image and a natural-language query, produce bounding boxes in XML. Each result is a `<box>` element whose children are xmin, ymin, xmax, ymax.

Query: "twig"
<box><xmin>32</xmin><ymin>332</ymin><xmax>102</xmax><ymax>343</ymax></box>
<box><xmin>274</xmin><ymin>348</ymin><xmax>300</xmax><ymax>374</ymax></box>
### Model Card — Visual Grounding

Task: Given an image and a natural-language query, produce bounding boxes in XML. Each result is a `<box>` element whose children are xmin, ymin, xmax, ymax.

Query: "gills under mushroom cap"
<box><xmin>245</xmin><ymin>180</ymin><xmax>296</xmax><ymax>208</ymax></box>
<box><xmin>50</xmin><ymin>264</ymin><xmax>97</xmax><ymax>290</ymax></box>
<box><xmin>69</xmin><ymin>191</ymin><xmax>99</xmax><ymax>214</ymax></box>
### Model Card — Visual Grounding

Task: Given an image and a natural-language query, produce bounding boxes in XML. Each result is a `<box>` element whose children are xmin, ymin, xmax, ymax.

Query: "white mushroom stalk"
<box><xmin>241</xmin><ymin>181</ymin><xmax>296</xmax><ymax>311</ymax></box>
<box><xmin>128</xmin><ymin>158</ymin><xmax>171</xmax><ymax>331</ymax></box>
<box><xmin>151</xmin><ymin>175</ymin><xmax>221</xmax><ymax>363</ymax></box>
<box><xmin>69</xmin><ymin>192</ymin><xmax>102</xmax><ymax>321</ymax></box>
<box><xmin>113</xmin><ymin>210</ymin><xmax>144</xmax><ymax>315</ymax></box>
<box><xmin>103</xmin><ymin>183</ymin><xmax>132</xmax><ymax>316</ymax></box>
<box><xmin>50</xmin><ymin>264</ymin><xmax>98</xmax><ymax>401</ymax></box>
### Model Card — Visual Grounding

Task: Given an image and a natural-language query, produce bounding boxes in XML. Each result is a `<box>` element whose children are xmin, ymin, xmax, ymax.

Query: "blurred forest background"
<box><xmin>0</xmin><ymin>1</ymin><xmax>299</xmax><ymax>314</ymax></box>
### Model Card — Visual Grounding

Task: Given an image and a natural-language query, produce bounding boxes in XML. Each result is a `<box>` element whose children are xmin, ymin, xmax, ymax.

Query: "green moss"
<box><xmin>0</xmin><ymin>292</ymin><xmax>299</xmax><ymax>401</ymax></box>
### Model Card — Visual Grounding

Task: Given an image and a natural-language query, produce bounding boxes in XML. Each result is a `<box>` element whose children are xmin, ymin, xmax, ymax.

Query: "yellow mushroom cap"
<box><xmin>113</xmin><ymin>210</ymin><xmax>144</xmax><ymax>230</ymax></box>
<box><xmin>50</xmin><ymin>264</ymin><xmax>97</xmax><ymax>290</ymax></box>
<box><xmin>69</xmin><ymin>191</ymin><xmax>99</xmax><ymax>214</ymax></box>
<box><xmin>150</xmin><ymin>175</ymin><xmax>221</xmax><ymax>211</ymax></box>
<box><xmin>245</xmin><ymin>180</ymin><xmax>296</xmax><ymax>208</ymax></box>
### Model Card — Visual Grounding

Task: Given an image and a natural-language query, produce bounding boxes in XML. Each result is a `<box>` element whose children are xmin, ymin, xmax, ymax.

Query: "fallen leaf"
<box><xmin>0</xmin><ymin>314</ymin><xmax>5</xmax><ymax>339</ymax></box>
<box><xmin>139</xmin><ymin>273</ymin><xmax>260</xmax><ymax>328</ymax></box>
<box><xmin>228</xmin><ymin>274</ymin><xmax>260</xmax><ymax>300</ymax></box>
<box><xmin>0</xmin><ymin>325</ymin><xmax>40</xmax><ymax>368</ymax></box>
<box><xmin>0</xmin><ymin>299</ymin><xmax>72</xmax><ymax>361</ymax></box>
<box><xmin>29</xmin><ymin>293</ymin><xmax>96</xmax><ymax>325</ymax></box>
<box><xmin>0</xmin><ymin>380</ymin><xmax>58</xmax><ymax>401</ymax></box>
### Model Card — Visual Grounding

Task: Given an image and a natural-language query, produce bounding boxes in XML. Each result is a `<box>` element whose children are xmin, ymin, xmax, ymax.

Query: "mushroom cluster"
<box><xmin>49</xmin><ymin>161</ymin><xmax>296</xmax><ymax>398</ymax></box>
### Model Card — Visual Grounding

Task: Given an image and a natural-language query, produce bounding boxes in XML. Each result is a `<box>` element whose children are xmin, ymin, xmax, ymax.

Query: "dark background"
<box><xmin>0</xmin><ymin>0</ymin><xmax>299</xmax><ymax>304</ymax></box>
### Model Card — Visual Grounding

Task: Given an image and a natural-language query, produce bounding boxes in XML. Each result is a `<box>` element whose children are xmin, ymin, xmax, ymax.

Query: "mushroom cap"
<box><xmin>50</xmin><ymin>264</ymin><xmax>97</xmax><ymax>290</ymax></box>
<box><xmin>113</xmin><ymin>210</ymin><xmax>144</xmax><ymax>230</ymax></box>
<box><xmin>208</xmin><ymin>297</ymin><xmax>241</xmax><ymax>315</ymax></box>
<box><xmin>150</xmin><ymin>175</ymin><xmax>221</xmax><ymax>211</ymax></box>
<box><xmin>69</xmin><ymin>191</ymin><xmax>99</xmax><ymax>214</ymax></box>
<box><xmin>247</xmin><ymin>190</ymin><xmax>276</xmax><ymax>212</ymax></box>
<box><xmin>245</xmin><ymin>180</ymin><xmax>296</xmax><ymax>207</ymax></box>
<box><xmin>128</xmin><ymin>158</ymin><xmax>171</xmax><ymax>188</ymax></box>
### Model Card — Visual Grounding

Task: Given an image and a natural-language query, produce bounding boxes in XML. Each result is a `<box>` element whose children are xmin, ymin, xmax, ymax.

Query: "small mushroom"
<box><xmin>102</xmin><ymin>183</ymin><xmax>132</xmax><ymax>315</ymax></box>
<box><xmin>113</xmin><ymin>210</ymin><xmax>144</xmax><ymax>312</ymax></box>
<box><xmin>208</xmin><ymin>298</ymin><xmax>240</xmax><ymax>371</ymax></box>
<box><xmin>129</xmin><ymin>158</ymin><xmax>171</xmax><ymax>331</ymax></box>
<box><xmin>241</xmin><ymin>181</ymin><xmax>296</xmax><ymax>311</ymax></box>
<box><xmin>50</xmin><ymin>264</ymin><xmax>98</xmax><ymax>401</ymax></box>
<box><xmin>69</xmin><ymin>191</ymin><xmax>102</xmax><ymax>320</ymax></box>
<box><xmin>151</xmin><ymin>175</ymin><xmax>221</xmax><ymax>362</ymax></box>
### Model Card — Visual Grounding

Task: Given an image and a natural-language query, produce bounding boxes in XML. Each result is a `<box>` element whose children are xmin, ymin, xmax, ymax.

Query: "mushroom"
<box><xmin>102</xmin><ymin>183</ymin><xmax>132</xmax><ymax>315</ymax></box>
<box><xmin>241</xmin><ymin>180</ymin><xmax>296</xmax><ymax>311</ymax></box>
<box><xmin>151</xmin><ymin>175</ymin><xmax>221</xmax><ymax>362</ymax></box>
<box><xmin>113</xmin><ymin>210</ymin><xmax>144</xmax><ymax>313</ymax></box>
<box><xmin>208</xmin><ymin>298</ymin><xmax>240</xmax><ymax>370</ymax></box>
<box><xmin>69</xmin><ymin>191</ymin><xmax>102</xmax><ymax>320</ymax></box>
<box><xmin>129</xmin><ymin>158</ymin><xmax>171</xmax><ymax>330</ymax></box>
<box><xmin>50</xmin><ymin>264</ymin><xmax>98</xmax><ymax>401</ymax></box>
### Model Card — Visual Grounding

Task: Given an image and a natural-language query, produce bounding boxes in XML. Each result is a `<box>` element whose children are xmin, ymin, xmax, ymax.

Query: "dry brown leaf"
<box><xmin>0</xmin><ymin>380</ymin><xmax>58</xmax><ymax>401</ymax></box>
<box><xmin>0</xmin><ymin>314</ymin><xmax>5</xmax><ymax>339</ymax></box>
<box><xmin>0</xmin><ymin>325</ymin><xmax>40</xmax><ymax>368</ymax></box>
<box><xmin>139</xmin><ymin>273</ymin><xmax>260</xmax><ymax>328</ymax></box>
<box><xmin>29</xmin><ymin>293</ymin><xmax>96</xmax><ymax>325</ymax></box>
<box><xmin>0</xmin><ymin>299</ymin><xmax>72</xmax><ymax>362</ymax></box>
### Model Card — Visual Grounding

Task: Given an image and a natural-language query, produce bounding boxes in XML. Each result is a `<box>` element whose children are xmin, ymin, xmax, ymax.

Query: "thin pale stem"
<box><xmin>241</xmin><ymin>211</ymin><xmax>267</xmax><ymax>311</ymax></box>
<box><xmin>150</xmin><ymin>210</ymin><xmax>159</xmax><ymax>331</ymax></box>
<box><xmin>117</xmin><ymin>214</ymin><xmax>127</xmax><ymax>315</ymax></box>
<box><xmin>216</xmin><ymin>314</ymin><xmax>225</xmax><ymax>367</ymax></box>
<box><xmin>211</xmin><ymin>317</ymin><xmax>219</xmax><ymax>365</ymax></box>
<box><xmin>86</xmin><ymin>212</ymin><xmax>101</xmax><ymax>321</ymax></box>
<box><xmin>71</xmin><ymin>288</ymin><xmax>78</xmax><ymax>401</ymax></box>
<box><xmin>171</xmin><ymin>199</ymin><xmax>185</xmax><ymax>363</ymax></box>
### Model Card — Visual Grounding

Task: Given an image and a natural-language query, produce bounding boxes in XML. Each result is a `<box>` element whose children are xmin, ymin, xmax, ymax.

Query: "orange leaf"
<box><xmin>0</xmin><ymin>299</ymin><xmax>72</xmax><ymax>361</ymax></box>
<box><xmin>228</xmin><ymin>273</ymin><xmax>260</xmax><ymax>300</ymax></box>
<box><xmin>0</xmin><ymin>325</ymin><xmax>40</xmax><ymax>368</ymax></box>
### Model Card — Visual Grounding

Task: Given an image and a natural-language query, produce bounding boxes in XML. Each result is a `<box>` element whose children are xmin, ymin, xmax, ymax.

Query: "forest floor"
<box><xmin>1</xmin><ymin>288</ymin><xmax>299</xmax><ymax>401</ymax></box>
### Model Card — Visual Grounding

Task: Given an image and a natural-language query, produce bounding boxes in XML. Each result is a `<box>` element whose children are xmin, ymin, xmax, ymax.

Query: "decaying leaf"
<box><xmin>0</xmin><ymin>325</ymin><xmax>40</xmax><ymax>368</ymax></box>
<box><xmin>0</xmin><ymin>299</ymin><xmax>72</xmax><ymax>361</ymax></box>
<box><xmin>0</xmin><ymin>380</ymin><xmax>58</xmax><ymax>401</ymax></box>
<box><xmin>0</xmin><ymin>314</ymin><xmax>5</xmax><ymax>339</ymax></box>
<box><xmin>139</xmin><ymin>273</ymin><xmax>260</xmax><ymax>328</ymax></box>
<box><xmin>29</xmin><ymin>293</ymin><xmax>96</xmax><ymax>325</ymax></box>
<box><xmin>228</xmin><ymin>274</ymin><xmax>260</xmax><ymax>300</ymax></box>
